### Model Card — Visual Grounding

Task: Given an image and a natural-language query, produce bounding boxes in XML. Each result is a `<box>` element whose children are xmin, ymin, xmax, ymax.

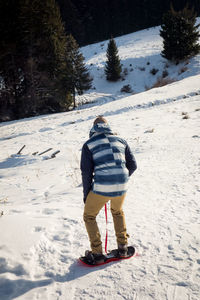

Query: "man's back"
<box><xmin>81</xmin><ymin>117</ymin><xmax>137</xmax><ymax>201</ymax></box>
<box><xmin>84</xmin><ymin>123</ymin><xmax>131</xmax><ymax>197</ymax></box>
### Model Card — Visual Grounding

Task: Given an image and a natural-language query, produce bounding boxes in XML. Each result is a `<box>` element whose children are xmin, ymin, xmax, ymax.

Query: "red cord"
<box><xmin>105</xmin><ymin>203</ymin><xmax>108</xmax><ymax>254</ymax></box>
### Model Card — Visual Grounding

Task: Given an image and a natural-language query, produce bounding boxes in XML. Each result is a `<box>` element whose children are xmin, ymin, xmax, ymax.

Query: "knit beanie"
<box><xmin>93</xmin><ymin>116</ymin><xmax>107</xmax><ymax>125</ymax></box>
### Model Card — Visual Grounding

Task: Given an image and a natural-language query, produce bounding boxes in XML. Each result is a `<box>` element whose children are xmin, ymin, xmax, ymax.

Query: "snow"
<box><xmin>0</xmin><ymin>24</ymin><xmax>200</xmax><ymax>300</ymax></box>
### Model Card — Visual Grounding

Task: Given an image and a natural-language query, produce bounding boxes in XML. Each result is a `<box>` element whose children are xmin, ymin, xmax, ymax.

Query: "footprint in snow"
<box><xmin>10</xmin><ymin>209</ymin><xmax>23</xmax><ymax>214</ymax></box>
<box><xmin>173</xmin><ymin>256</ymin><xmax>183</xmax><ymax>261</ymax></box>
<box><xmin>39</xmin><ymin>127</ymin><xmax>53</xmax><ymax>132</ymax></box>
<box><xmin>42</xmin><ymin>208</ymin><xmax>59</xmax><ymax>215</ymax></box>
<box><xmin>168</xmin><ymin>245</ymin><xmax>174</xmax><ymax>251</ymax></box>
<box><xmin>34</xmin><ymin>226</ymin><xmax>44</xmax><ymax>232</ymax></box>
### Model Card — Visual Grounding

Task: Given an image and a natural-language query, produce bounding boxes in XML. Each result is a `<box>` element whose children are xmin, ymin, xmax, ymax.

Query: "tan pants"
<box><xmin>83</xmin><ymin>191</ymin><xmax>129</xmax><ymax>254</ymax></box>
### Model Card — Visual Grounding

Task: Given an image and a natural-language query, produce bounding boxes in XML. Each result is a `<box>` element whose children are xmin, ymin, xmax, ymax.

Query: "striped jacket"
<box><xmin>81</xmin><ymin>123</ymin><xmax>137</xmax><ymax>199</ymax></box>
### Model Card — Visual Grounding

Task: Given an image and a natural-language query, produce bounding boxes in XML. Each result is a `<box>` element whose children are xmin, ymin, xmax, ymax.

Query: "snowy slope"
<box><xmin>78</xmin><ymin>25</ymin><xmax>200</xmax><ymax>106</ymax></box>
<box><xmin>0</xmin><ymin>25</ymin><xmax>200</xmax><ymax>300</ymax></box>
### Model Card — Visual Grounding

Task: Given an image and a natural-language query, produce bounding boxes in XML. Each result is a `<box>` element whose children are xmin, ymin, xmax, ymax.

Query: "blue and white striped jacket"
<box><xmin>81</xmin><ymin>123</ymin><xmax>137</xmax><ymax>199</ymax></box>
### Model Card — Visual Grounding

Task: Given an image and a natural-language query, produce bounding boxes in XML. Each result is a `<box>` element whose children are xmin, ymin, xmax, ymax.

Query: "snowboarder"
<box><xmin>80</xmin><ymin>116</ymin><xmax>137</xmax><ymax>264</ymax></box>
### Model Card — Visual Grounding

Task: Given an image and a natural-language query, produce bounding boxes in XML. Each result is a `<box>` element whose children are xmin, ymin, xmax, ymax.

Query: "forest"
<box><xmin>56</xmin><ymin>0</ymin><xmax>200</xmax><ymax>46</ymax></box>
<box><xmin>0</xmin><ymin>0</ymin><xmax>92</xmax><ymax>122</ymax></box>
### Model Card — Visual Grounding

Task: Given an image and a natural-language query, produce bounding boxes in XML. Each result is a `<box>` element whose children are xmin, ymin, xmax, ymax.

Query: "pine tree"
<box><xmin>65</xmin><ymin>34</ymin><xmax>92</xmax><ymax>108</ymax></box>
<box><xmin>0</xmin><ymin>0</ymin><xmax>73</xmax><ymax>120</ymax></box>
<box><xmin>56</xmin><ymin>0</ymin><xmax>84</xmax><ymax>45</ymax></box>
<box><xmin>105</xmin><ymin>38</ymin><xmax>122</xmax><ymax>81</ymax></box>
<box><xmin>0</xmin><ymin>0</ymin><xmax>23</xmax><ymax>120</ymax></box>
<box><xmin>18</xmin><ymin>0</ymin><xmax>72</xmax><ymax>116</ymax></box>
<box><xmin>160</xmin><ymin>4</ymin><xmax>200</xmax><ymax>62</ymax></box>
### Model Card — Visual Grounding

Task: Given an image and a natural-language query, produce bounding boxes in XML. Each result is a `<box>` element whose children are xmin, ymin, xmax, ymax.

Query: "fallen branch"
<box><xmin>32</xmin><ymin>151</ymin><xmax>38</xmax><ymax>156</ymax></box>
<box><xmin>38</xmin><ymin>148</ymin><xmax>53</xmax><ymax>156</ymax></box>
<box><xmin>51</xmin><ymin>150</ymin><xmax>60</xmax><ymax>158</ymax></box>
<box><xmin>43</xmin><ymin>150</ymin><xmax>60</xmax><ymax>160</ymax></box>
<box><xmin>17</xmin><ymin>145</ymin><xmax>26</xmax><ymax>155</ymax></box>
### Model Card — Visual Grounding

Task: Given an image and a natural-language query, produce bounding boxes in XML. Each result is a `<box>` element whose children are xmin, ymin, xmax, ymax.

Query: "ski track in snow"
<box><xmin>0</xmin><ymin>25</ymin><xmax>200</xmax><ymax>300</ymax></box>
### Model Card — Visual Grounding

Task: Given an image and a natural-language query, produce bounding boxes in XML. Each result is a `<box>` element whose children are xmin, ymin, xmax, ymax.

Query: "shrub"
<box><xmin>178</xmin><ymin>66</ymin><xmax>188</xmax><ymax>75</ymax></box>
<box><xmin>162</xmin><ymin>70</ymin><xmax>169</xmax><ymax>78</ymax></box>
<box><xmin>150</xmin><ymin>68</ymin><xmax>159</xmax><ymax>75</ymax></box>
<box><xmin>123</xmin><ymin>68</ymin><xmax>128</xmax><ymax>76</ymax></box>
<box><xmin>120</xmin><ymin>84</ymin><xmax>133</xmax><ymax>93</ymax></box>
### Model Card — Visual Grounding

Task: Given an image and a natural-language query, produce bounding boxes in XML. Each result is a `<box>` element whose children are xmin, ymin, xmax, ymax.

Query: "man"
<box><xmin>80</xmin><ymin>116</ymin><xmax>137</xmax><ymax>264</ymax></box>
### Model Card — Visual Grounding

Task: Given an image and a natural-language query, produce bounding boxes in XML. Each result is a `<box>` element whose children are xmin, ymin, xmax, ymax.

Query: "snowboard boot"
<box><xmin>118</xmin><ymin>244</ymin><xmax>128</xmax><ymax>257</ymax></box>
<box><xmin>85</xmin><ymin>251</ymin><xmax>105</xmax><ymax>265</ymax></box>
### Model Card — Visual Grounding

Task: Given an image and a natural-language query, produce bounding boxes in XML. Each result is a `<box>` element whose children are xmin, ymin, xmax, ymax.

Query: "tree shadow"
<box><xmin>0</xmin><ymin>260</ymin><xmax>120</xmax><ymax>299</ymax></box>
<box><xmin>0</xmin><ymin>132</ymin><xmax>31</xmax><ymax>142</ymax></box>
<box><xmin>0</xmin><ymin>155</ymin><xmax>37</xmax><ymax>169</ymax></box>
<box><xmin>0</xmin><ymin>277</ymin><xmax>53</xmax><ymax>300</ymax></box>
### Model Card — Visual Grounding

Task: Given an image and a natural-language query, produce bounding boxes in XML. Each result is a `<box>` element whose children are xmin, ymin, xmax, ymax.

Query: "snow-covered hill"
<box><xmin>78</xmin><ymin>24</ymin><xmax>200</xmax><ymax>107</ymax></box>
<box><xmin>0</xmin><ymin>24</ymin><xmax>200</xmax><ymax>300</ymax></box>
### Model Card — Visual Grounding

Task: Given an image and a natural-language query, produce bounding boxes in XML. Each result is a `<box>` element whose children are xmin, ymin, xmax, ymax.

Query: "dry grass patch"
<box><xmin>151</xmin><ymin>77</ymin><xmax>176</xmax><ymax>88</ymax></box>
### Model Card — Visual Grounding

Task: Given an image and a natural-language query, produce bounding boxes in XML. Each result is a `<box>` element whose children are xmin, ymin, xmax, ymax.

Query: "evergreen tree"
<box><xmin>56</xmin><ymin>0</ymin><xmax>84</xmax><ymax>45</ymax></box>
<box><xmin>160</xmin><ymin>4</ymin><xmax>200</xmax><ymax>62</ymax></box>
<box><xmin>65</xmin><ymin>34</ymin><xmax>92</xmax><ymax>108</ymax></box>
<box><xmin>18</xmin><ymin>0</ymin><xmax>72</xmax><ymax>116</ymax></box>
<box><xmin>0</xmin><ymin>0</ymin><xmax>73</xmax><ymax>121</ymax></box>
<box><xmin>105</xmin><ymin>38</ymin><xmax>122</xmax><ymax>81</ymax></box>
<box><xmin>0</xmin><ymin>1</ymin><xmax>23</xmax><ymax>120</ymax></box>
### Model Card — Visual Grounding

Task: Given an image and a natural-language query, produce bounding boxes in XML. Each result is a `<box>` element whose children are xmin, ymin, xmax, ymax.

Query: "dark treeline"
<box><xmin>56</xmin><ymin>0</ymin><xmax>200</xmax><ymax>46</ymax></box>
<box><xmin>0</xmin><ymin>0</ymin><xmax>92</xmax><ymax>122</ymax></box>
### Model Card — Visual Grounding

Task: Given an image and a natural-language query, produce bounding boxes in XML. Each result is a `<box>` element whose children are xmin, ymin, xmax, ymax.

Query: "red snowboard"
<box><xmin>79</xmin><ymin>246</ymin><xmax>136</xmax><ymax>267</ymax></box>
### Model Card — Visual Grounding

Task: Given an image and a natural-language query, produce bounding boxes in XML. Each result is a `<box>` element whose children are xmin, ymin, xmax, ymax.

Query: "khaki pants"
<box><xmin>83</xmin><ymin>191</ymin><xmax>129</xmax><ymax>254</ymax></box>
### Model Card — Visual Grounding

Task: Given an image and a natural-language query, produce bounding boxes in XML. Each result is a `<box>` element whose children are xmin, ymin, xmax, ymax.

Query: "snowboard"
<box><xmin>79</xmin><ymin>246</ymin><xmax>136</xmax><ymax>267</ymax></box>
